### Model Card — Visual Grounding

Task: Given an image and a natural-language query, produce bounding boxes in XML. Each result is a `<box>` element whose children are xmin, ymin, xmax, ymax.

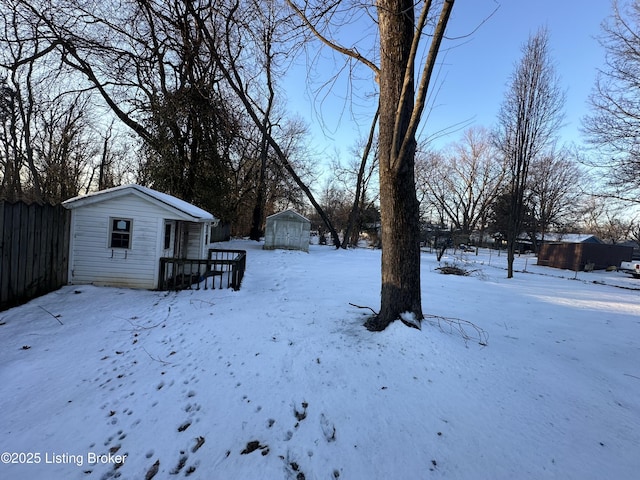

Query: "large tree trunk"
<box><xmin>376</xmin><ymin>163</ymin><xmax>423</xmax><ymax>328</ymax></box>
<box><xmin>366</xmin><ymin>0</ymin><xmax>422</xmax><ymax>331</ymax></box>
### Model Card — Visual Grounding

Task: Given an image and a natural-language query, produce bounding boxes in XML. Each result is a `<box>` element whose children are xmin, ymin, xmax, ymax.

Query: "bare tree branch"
<box><xmin>285</xmin><ymin>0</ymin><xmax>380</xmax><ymax>75</ymax></box>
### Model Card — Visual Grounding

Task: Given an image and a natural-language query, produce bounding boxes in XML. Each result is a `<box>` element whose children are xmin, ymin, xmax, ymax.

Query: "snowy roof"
<box><xmin>516</xmin><ymin>233</ymin><xmax>603</xmax><ymax>244</ymax></box>
<box><xmin>543</xmin><ymin>233</ymin><xmax>602</xmax><ymax>244</ymax></box>
<box><xmin>62</xmin><ymin>184</ymin><xmax>215</xmax><ymax>222</ymax></box>
<box><xmin>266</xmin><ymin>209</ymin><xmax>310</xmax><ymax>223</ymax></box>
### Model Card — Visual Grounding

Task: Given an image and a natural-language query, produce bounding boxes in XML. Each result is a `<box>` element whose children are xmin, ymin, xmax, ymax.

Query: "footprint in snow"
<box><xmin>320</xmin><ymin>413</ymin><xmax>336</xmax><ymax>442</ymax></box>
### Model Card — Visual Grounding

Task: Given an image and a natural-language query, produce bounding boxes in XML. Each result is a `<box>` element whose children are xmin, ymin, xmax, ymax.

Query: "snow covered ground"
<box><xmin>1</xmin><ymin>240</ymin><xmax>639</xmax><ymax>480</ymax></box>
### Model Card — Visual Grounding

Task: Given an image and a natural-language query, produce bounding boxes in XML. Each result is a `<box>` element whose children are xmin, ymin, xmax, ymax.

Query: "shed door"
<box><xmin>174</xmin><ymin>221</ymin><xmax>189</xmax><ymax>258</ymax></box>
<box><xmin>275</xmin><ymin>220</ymin><xmax>302</xmax><ymax>248</ymax></box>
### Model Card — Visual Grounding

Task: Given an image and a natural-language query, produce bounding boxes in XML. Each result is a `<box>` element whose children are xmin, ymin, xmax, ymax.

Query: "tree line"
<box><xmin>0</xmin><ymin>0</ymin><xmax>338</xmax><ymax>243</ymax></box>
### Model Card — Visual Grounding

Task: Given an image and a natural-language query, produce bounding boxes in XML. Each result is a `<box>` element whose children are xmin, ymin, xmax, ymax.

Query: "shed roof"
<box><xmin>517</xmin><ymin>232</ymin><xmax>603</xmax><ymax>244</ymax></box>
<box><xmin>62</xmin><ymin>184</ymin><xmax>215</xmax><ymax>222</ymax></box>
<box><xmin>266</xmin><ymin>209</ymin><xmax>310</xmax><ymax>223</ymax></box>
<box><xmin>544</xmin><ymin>233</ymin><xmax>602</xmax><ymax>244</ymax></box>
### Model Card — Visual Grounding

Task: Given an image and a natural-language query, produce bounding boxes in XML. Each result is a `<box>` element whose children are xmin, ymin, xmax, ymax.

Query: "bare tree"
<box><xmin>495</xmin><ymin>28</ymin><xmax>565</xmax><ymax>278</ymax></box>
<box><xmin>7</xmin><ymin>0</ymin><xmax>242</xmax><ymax>216</ymax></box>
<box><xmin>247</xmin><ymin>0</ymin><xmax>286</xmax><ymax>241</ymax></box>
<box><xmin>526</xmin><ymin>149</ymin><xmax>584</xmax><ymax>247</ymax></box>
<box><xmin>629</xmin><ymin>222</ymin><xmax>640</xmax><ymax>246</ymax></box>
<box><xmin>583</xmin><ymin>0</ymin><xmax>640</xmax><ymax>200</ymax></box>
<box><xmin>579</xmin><ymin>199</ymin><xmax>637</xmax><ymax>244</ymax></box>
<box><xmin>1</xmin><ymin>1</ymin><xmax>109</xmax><ymax>203</ymax></box>
<box><xmin>0</xmin><ymin>77</ymin><xmax>22</xmax><ymax>200</ymax></box>
<box><xmin>417</xmin><ymin>127</ymin><xmax>507</xmax><ymax>238</ymax></box>
<box><xmin>34</xmin><ymin>94</ymin><xmax>99</xmax><ymax>203</ymax></box>
<box><xmin>90</xmin><ymin>122</ymin><xmax>137</xmax><ymax>192</ymax></box>
<box><xmin>4</xmin><ymin>0</ymin><xmax>325</xmax><ymax>227</ymax></box>
<box><xmin>184</xmin><ymin>0</ymin><xmax>342</xmax><ymax>246</ymax></box>
<box><xmin>227</xmin><ymin>117</ymin><xmax>309</xmax><ymax>236</ymax></box>
<box><xmin>0</xmin><ymin>2</ymin><xmax>46</xmax><ymax>200</ymax></box>
<box><xmin>331</xmin><ymin>110</ymin><xmax>380</xmax><ymax>248</ymax></box>
<box><xmin>287</xmin><ymin>0</ymin><xmax>455</xmax><ymax>330</ymax></box>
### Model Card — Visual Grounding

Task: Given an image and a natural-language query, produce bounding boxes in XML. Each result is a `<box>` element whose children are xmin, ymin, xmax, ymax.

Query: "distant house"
<box><xmin>619</xmin><ymin>240</ymin><xmax>640</xmax><ymax>260</ymax></box>
<box><xmin>541</xmin><ymin>233</ymin><xmax>602</xmax><ymax>244</ymax></box>
<box><xmin>514</xmin><ymin>232</ymin><xmax>603</xmax><ymax>253</ymax></box>
<box><xmin>263</xmin><ymin>210</ymin><xmax>311</xmax><ymax>252</ymax></box>
<box><xmin>63</xmin><ymin>184</ymin><xmax>216</xmax><ymax>289</ymax></box>
<box><xmin>537</xmin><ymin>234</ymin><xmax>633</xmax><ymax>271</ymax></box>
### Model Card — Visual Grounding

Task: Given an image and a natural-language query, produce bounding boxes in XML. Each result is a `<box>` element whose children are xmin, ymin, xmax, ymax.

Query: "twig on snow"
<box><xmin>124</xmin><ymin>317</ymin><xmax>166</xmax><ymax>331</ymax></box>
<box><xmin>349</xmin><ymin>303</ymin><xmax>379</xmax><ymax>316</ymax></box>
<box><xmin>190</xmin><ymin>299</ymin><xmax>215</xmax><ymax>308</ymax></box>
<box><xmin>142</xmin><ymin>347</ymin><xmax>172</xmax><ymax>365</ymax></box>
<box><xmin>39</xmin><ymin>305</ymin><xmax>63</xmax><ymax>325</ymax></box>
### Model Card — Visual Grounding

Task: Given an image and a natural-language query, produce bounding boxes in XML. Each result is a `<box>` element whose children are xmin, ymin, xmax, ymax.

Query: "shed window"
<box><xmin>110</xmin><ymin>218</ymin><xmax>132</xmax><ymax>249</ymax></box>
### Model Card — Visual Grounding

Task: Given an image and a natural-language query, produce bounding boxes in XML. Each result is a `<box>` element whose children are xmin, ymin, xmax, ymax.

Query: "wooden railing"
<box><xmin>158</xmin><ymin>249</ymin><xmax>246</xmax><ymax>291</ymax></box>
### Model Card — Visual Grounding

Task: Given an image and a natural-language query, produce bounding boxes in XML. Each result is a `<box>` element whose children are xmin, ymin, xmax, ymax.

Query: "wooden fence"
<box><xmin>0</xmin><ymin>201</ymin><xmax>70</xmax><ymax>311</ymax></box>
<box><xmin>210</xmin><ymin>222</ymin><xmax>231</xmax><ymax>242</ymax></box>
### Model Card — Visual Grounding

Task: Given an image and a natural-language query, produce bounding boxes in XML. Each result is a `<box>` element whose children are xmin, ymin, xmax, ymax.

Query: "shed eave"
<box><xmin>266</xmin><ymin>209</ymin><xmax>310</xmax><ymax>223</ymax></box>
<box><xmin>62</xmin><ymin>184</ymin><xmax>216</xmax><ymax>223</ymax></box>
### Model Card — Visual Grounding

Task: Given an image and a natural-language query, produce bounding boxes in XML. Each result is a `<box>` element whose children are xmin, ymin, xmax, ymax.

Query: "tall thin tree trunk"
<box><xmin>249</xmin><ymin>134</ymin><xmax>269</xmax><ymax>241</ymax></box>
<box><xmin>99</xmin><ymin>135</ymin><xmax>109</xmax><ymax>190</ymax></box>
<box><xmin>342</xmin><ymin>107</ymin><xmax>378</xmax><ymax>249</ymax></box>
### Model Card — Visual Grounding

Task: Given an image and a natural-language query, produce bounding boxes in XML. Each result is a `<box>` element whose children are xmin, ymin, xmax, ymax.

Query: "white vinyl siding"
<box><xmin>69</xmin><ymin>194</ymin><xmax>168</xmax><ymax>288</ymax></box>
<box><xmin>65</xmin><ymin>187</ymin><xmax>214</xmax><ymax>290</ymax></box>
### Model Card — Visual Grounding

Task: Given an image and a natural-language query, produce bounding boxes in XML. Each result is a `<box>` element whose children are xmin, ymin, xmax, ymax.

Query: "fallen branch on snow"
<box><xmin>349</xmin><ymin>303</ymin><xmax>487</xmax><ymax>344</ymax></box>
<box><xmin>424</xmin><ymin>314</ymin><xmax>489</xmax><ymax>346</ymax></box>
<box><xmin>435</xmin><ymin>265</ymin><xmax>480</xmax><ymax>276</ymax></box>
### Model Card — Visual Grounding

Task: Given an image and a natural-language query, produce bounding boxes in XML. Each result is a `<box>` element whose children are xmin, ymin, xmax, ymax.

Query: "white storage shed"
<box><xmin>263</xmin><ymin>210</ymin><xmax>311</xmax><ymax>252</ymax></box>
<box><xmin>63</xmin><ymin>184</ymin><xmax>216</xmax><ymax>289</ymax></box>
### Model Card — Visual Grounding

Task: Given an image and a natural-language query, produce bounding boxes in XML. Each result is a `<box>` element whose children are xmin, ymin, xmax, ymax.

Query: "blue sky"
<box><xmin>285</xmin><ymin>0</ymin><xmax>615</xmax><ymax>159</ymax></box>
